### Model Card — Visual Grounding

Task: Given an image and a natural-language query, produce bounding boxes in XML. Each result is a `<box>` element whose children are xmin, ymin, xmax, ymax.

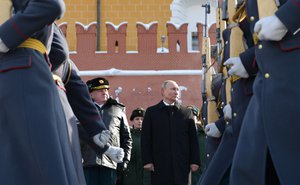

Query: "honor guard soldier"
<box><xmin>200</xmin><ymin>3</ymin><xmax>224</xmax><ymax>169</ymax></box>
<box><xmin>82</xmin><ymin>77</ymin><xmax>132</xmax><ymax>185</ymax></box>
<box><xmin>230</xmin><ymin>0</ymin><xmax>300</xmax><ymax>185</ymax></box>
<box><xmin>49</xmin><ymin>24</ymin><xmax>125</xmax><ymax>185</ymax></box>
<box><xmin>199</xmin><ymin>1</ymin><xmax>257</xmax><ymax>185</ymax></box>
<box><xmin>0</xmin><ymin>1</ymin><xmax>84</xmax><ymax>185</ymax></box>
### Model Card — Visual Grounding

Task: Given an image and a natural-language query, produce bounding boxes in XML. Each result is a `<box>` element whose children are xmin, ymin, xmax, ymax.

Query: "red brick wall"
<box><xmin>62</xmin><ymin>22</ymin><xmax>217</xmax><ymax>120</ymax></box>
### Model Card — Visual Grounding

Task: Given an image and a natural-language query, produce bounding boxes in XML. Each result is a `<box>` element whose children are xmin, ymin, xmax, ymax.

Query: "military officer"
<box><xmin>82</xmin><ymin>77</ymin><xmax>132</xmax><ymax>185</ymax></box>
<box><xmin>230</xmin><ymin>0</ymin><xmax>300</xmax><ymax>184</ymax></box>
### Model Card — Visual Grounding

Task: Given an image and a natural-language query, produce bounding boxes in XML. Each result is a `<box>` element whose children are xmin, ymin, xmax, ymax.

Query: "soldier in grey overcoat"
<box><xmin>199</xmin><ymin>18</ymin><xmax>256</xmax><ymax>185</ymax></box>
<box><xmin>0</xmin><ymin>0</ymin><xmax>81</xmax><ymax>185</ymax></box>
<box><xmin>230</xmin><ymin>0</ymin><xmax>300</xmax><ymax>184</ymax></box>
<box><xmin>49</xmin><ymin>24</ymin><xmax>124</xmax><ymax>185</ymax></box>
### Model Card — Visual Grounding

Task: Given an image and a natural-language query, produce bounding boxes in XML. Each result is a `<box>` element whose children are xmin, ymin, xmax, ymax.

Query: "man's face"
<box><xmin>162</xmin><ymin>81</ymin><xmax>179</xmax><ymax>104</ymax></box>
<box><xmin>90</xmin><ymin>88</ymin><xmax>109</xmax><ymax>104</ymax></box>
<box><xmin>132</xmin><ymin>116</ymin><xmax>143</xmax><ymax>129</ymax></box>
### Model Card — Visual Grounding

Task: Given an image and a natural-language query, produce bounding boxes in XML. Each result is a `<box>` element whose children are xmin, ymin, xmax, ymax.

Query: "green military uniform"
<box><xmin>120</xmin><ymin>108</ymin><xmax>150</xmax><ymax>185</ymax></box>
<box><xmin>191</xmin><ymin>124</ymin><xmax>206</xmax><ymax>185</ymax></box>
<box><xmin>188</xmin><ymin>105</ymin><xmax>206</xmax><ymax>185</ymax></box>
<box><xmin>123</xmin><ymin>128</ymin><xmax>150</xmax><ymax>185</ymax></box>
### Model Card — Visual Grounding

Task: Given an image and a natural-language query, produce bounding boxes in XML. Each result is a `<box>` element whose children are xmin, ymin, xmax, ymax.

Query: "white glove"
<box><xmin>0</xmin><ymin>38</ymin><xmax>9</xmax><ymax>53</ymax></box>
<box><xmin>105</xmin><ymin>146</ymin><xmax>124</xmax><ymax>163</ymax></box>
<box><xmin>254</xmin><ymin>15</ymin><xmax>288</xmax><ymax>41</ymax></box>
<box><xmin>93</xmin><ymin>130</ymin><xmax>110</xmax><ymax>148</ymax></box>
<box><xmin>223</xmin><ymin>104</ymin><xmax>232</xmax><ymax>120</ymax></box>
<box><xmin>224</xmin><ymin>57</ymin><xmax>249</xmax><ymax>78</ymax></box>
<box><xmin>205</xmin><ymin>123</ymin><xmax>221</xmax><ymax>138</ymax></box>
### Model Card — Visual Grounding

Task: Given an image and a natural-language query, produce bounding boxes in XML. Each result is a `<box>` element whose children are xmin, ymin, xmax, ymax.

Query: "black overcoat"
<box><xmin>141</xmin><ymin>101</ymin><xmax>200</xmax><ymax>185</ymax></box>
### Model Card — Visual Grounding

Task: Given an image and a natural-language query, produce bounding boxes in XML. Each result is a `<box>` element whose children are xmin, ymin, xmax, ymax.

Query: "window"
<box><xmin>191</xmin><ymin>32</ymin><xmax>199</xmax><ymax>51</ymax></box>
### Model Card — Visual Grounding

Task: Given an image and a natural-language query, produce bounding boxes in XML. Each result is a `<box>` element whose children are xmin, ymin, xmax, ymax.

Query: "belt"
<box><xmin>0</xmin><ymin>0</ymin><xmax>12</xmax><ymax>25</ymax></box>
<box><xmin>231</xmin><ymin>75</ymin><xmax>241</xmax><ymax>83</ymax></box>
<box><xmin>18</xmin><ymin>38</ymin><xmax>47</xmax><ymax>54</ymax></box>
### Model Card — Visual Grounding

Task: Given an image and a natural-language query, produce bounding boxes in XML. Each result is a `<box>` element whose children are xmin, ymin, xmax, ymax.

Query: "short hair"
<box><xmin>161</xmin><ymin>80</ymin><xmax>177</xmax><ymax>89</ymax></box>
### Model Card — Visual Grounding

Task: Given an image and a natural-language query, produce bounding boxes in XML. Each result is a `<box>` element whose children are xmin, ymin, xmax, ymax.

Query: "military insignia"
<box><xmin>99</xmin><ymin>80</ymin><xmax>104</xmax><ymax>84</ymax></box>
<box><xmin>138</xmin><ymin>111</ymin><xmax>141</xmax><ymax>113</ymax></box>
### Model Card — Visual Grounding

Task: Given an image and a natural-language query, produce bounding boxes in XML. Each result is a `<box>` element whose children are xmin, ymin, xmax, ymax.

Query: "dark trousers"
<box><xmin>84</xmin><ymin>166</ymin><xmax>117</xmax><ymax>185</ymax></box>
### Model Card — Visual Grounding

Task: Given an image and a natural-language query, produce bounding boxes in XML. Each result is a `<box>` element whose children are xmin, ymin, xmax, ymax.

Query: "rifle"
<box><xmin>0</xmin><ymin>0</ymin><xmax>12</xmax><ymax>25</ymax></box>
<box><xmin>252</xmin><ymin>0</ymin><xmax>278</xmax><ymax>44</ymax></box>
<box><xmin>216</xmin><ymin>0</ymin><xmax>232</xmax><ymax>106</ymax></box>
<box><xmin>219</xmin><ymin>0</ymin><xmax>249</xmax><ymax>107</ymax></box>
<box><xmin>216</xmin><ymin>0</ymin><xmax>226</xmax><ymax>70</ymax></box>
<box><xmin>201</xmin><ymin>3</ymin><xmax>219</xmax><ymax>126</ymax></box>
<box><xmin>218</xmin><ymin>0</ymin><xmax>245</xmax><ymax>106</ymax></box>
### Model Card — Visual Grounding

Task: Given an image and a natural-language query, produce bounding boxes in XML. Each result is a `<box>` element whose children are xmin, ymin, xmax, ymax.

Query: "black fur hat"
<box><xmin>130</xmin><ymin>108</ymin><xmax>145</xmax><ymax>121</ymax></box>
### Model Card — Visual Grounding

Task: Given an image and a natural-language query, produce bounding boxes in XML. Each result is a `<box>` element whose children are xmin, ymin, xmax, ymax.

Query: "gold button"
<box><xmin>231</xmin><ymin>88</ymin><xmax>234</xmax><ymax>92</ymax></box>
<box><xmin>206</xmin><ymin>154</ymin><xmax>210</xmax><ymax>158</ymax></box>
<box><xmin>233</xmin><ymin>113</ymin><xmax>237</xmax><ymax>117</ymax></box>
<box><xmin>203</xmin><ymin>118</ymin><xmax>206</xmax><ymax>121</ymax></box>
<box><xmin>226</xmin><ymin>121</ymin><xmax>229</xmax><ymax>125</ymax></box>
<box><xmin>258</xmin><ymin>44</ymin><xmax>263</xmax><ymax>49</ymax></box>
<box><xmin>265</xmin><ymin>73</ymin><xmax>270</xmax><ymax>78</ymax></box>
<box><xmin>221</xmin><ymin>102</ymin><xmax>224</xmax><ymax>105</ymax></box>
<box><xmin>250</xmin><ymin>16</ymin><xmax>255</xmax><ymax>22</ymax></box>
<box><xmin>204</xmin><ymin>101</ymin><xmax>207</xmax><ymax>104</ymax></box>
<box><xmin>225</xmin><ymin>41</ymin><xmax>228</xmax><ymax>45</ymax></box>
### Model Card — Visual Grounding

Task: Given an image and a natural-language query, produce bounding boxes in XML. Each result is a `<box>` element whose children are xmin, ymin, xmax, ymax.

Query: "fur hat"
<box><xmin>130</xmin><ymin>108</ymin><xmax>145</xmax><ymax>121</ymax></box>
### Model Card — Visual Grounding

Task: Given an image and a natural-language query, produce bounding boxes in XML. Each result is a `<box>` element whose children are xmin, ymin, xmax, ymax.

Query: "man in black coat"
<box><xmin>141</xmin><ymin>80</ymin><xmax>200</xmax><ymax>185</ymax></box>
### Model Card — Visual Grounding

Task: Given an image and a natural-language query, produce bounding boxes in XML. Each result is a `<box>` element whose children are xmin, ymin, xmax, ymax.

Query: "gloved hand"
<box><xmin>93</xmin><ymin>130</ymin><xmax>110</xmax><ymax>148</ymax></box>
<box><xmin>117</xmin><ymin>161</ymin><xmax>129</xmax><ymax>172</ymax></box>
<box><xmin>105</xmin><ymin>146</ymin><xmax>124</xmax><ymax>163</ymax></box>
<box><xmin>224</xmin><ymin>57</ymin><xmax>249</xmax><ymax>78</ymax></box>
<box><xmin>0</xmin><ymin>38</ymin><xmax>9</xmax><ymax>53</ymax></box>
<box><xmin>223</xmin><ymin>104</ymin><xmax>232</xmax><ymax>120</ymax></box>
<box><xmin>254</xmin><ymin>15</ymin><xmax>288</xmax><ymax>41</ymax></box>
<box><xmin>144</xmin><ymin>163</ymin><xmax>155</xmax><ymax>171</ymax></box>
<box><xmin>205</xmin><ymin>123</ymin><xmax>221</xmax><ymax>138</ymax></box>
